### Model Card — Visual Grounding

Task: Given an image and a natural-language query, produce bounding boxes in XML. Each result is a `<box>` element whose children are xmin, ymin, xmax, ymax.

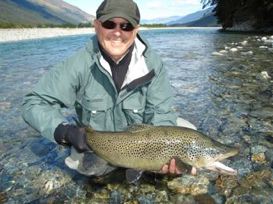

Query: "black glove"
<box><xmin>54</xmin><ymin>124</ymin><xmax>91</xmax><ymax>153</ymax></box>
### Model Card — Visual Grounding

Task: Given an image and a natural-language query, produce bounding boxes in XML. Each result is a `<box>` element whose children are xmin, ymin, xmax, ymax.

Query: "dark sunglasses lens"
<box><xmin>101</xmin><ymin>21</ymin><xmax>135</xmax><ymax>32</ymax></box>
<box><xmin>120</xmin><ymin>23</ymin><xmax>134</xmax><ymax>31</ymax></box>
<box><xmin>101</xmin><ymin>21</ymin><xmax>116</xmax><ymax>29</ymax></box>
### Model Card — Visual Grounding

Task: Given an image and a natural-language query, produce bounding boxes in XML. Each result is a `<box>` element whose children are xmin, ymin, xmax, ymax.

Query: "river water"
<box><xmin>0</xmin><ymin>28</ymin><xmax>273</xmax><ymax>203</ymax></box>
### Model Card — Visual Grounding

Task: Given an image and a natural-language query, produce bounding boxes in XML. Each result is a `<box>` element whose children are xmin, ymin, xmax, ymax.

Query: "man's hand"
<box><xmin>160</xmin><ymin>158</ymin><xmax>197</xmax><ymax>175</ymax></box>
<box><xmin>54</xmin><ymin>124</ymin><xmax>91</xmax><ymax>153</ymax></box>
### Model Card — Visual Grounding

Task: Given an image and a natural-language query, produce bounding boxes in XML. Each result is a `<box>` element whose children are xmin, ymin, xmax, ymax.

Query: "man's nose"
<box><xmin>113</xmin><ymin>27</ymin><xmax>122</xmax><ymax>36</ymax></box>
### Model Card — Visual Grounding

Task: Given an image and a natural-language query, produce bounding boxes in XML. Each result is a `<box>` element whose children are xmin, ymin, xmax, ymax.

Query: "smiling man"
<box><xmin>22</xmin><ymin>0</ymin><xmax>196</xmax><ymax>177</ymax></box>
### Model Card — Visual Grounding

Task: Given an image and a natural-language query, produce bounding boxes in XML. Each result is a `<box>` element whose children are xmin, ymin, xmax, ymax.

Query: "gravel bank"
<box><xmin>0</xmin><ymin>28</ymin><xmax>95</xmax><ymax>43</ymax></box>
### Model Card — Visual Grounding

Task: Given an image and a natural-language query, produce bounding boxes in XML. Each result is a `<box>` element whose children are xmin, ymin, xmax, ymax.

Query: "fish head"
<box><xmin>191</xmin><ymin>145</ymin><xmax>239</xmax><ymax>175</ymax></box>
<box><xmin>213</xmin><ymin>145</ymin><xmax>239</xmax><ymax>162</ymax></box>
<box><xmin>184</xmin><ymin>139</ymin><xmax>238</xmax><ymax>165</ymax></box>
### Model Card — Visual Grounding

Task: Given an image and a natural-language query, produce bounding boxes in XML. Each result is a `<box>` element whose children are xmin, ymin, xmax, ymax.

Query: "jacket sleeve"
<box><xmin>22</xmin><ymin>50</ymin><xmax>89</xmax><ymax>142</ymax></box>
<box><xmin>143</xmin><ymin>53</ymin><xmax>177</xmax><ymax>126</ymax></box>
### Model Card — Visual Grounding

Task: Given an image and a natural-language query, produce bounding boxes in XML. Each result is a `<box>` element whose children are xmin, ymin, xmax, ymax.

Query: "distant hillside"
<box><xmin>141</xmin><ymin>16</ymin><xmax>181</xmax><ymax>25</ymax></box>
<box><xmin>140</xmin><ymin>6</ymin><xmax>218</xmax><ymax>27</ymax></box>
<box><xmin>167</xmin><ymin>6</ymin><xmax>218</xmax><ymax>27</ymax></box>
<box><xmin>0</xmin><ymin>0</ymin><xmax>95</xmax><ymax>28</ymax></box>
<box><xmin>170</xmin><ymin>13</ymin><xmax>219</xmax><ymax>27</ymax></box>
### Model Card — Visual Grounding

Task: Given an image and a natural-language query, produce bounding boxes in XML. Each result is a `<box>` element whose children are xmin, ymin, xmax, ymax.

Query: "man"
<box><xmin>22</xmin><ymin>0</ymin><xmax>196</xmax><ymax>176</ymax></box>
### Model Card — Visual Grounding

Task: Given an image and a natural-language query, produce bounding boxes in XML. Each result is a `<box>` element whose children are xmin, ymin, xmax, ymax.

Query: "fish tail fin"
<box><xmin>71</xmin><ymin>116</ymin><xmax>94</xmax><ymax>134</ymax></box>
<box><xmin>85</xmin><ymin>126</ymin><xmax>94</xmax><ymax>135</ymax></box>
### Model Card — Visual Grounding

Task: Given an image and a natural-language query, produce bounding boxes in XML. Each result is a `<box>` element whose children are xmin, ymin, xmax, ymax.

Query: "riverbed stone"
<box><xmin>0</xmin><ymin>101</ymin><xmax>11</xmax><ymax>111</ymax></box>
<box><xmin>235</xmin><ymin>169</ymin><xmax>272</xmax><ymax>201</ymax></box>
<box><xmin>173</xmin><ymin>194</ymin><xmax>197</xmax><ymax>204</ymax></box>
<box><xmin>215</xmin><ymin>175</ymin><xmax>239</xmax><ymax>197</ymax></box>
<box><xmin>251</xmin><ymin>152</ymin><xmax>267</xmax><ymax>164</ymax></box>
<box><xmin>167</xmin><ymin>174</ymin><xmax>210</xmax><ymax>195</ymax></box>
<box><xmin>109</xmin><ymin>190</ymin><xmax>124</xmax><ymax>204</ymax></box>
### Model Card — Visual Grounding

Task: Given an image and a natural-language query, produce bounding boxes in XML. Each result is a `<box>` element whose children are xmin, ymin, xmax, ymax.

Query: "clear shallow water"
<box><xmin>0</xmin><ymin>28</ymin><xmax>273</xmax><ymax>203</ymax></box>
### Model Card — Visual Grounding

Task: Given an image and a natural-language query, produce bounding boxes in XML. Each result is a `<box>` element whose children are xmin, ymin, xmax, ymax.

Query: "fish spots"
<box><xmin>86</xmin><ymin>125</ymin><xmax>238</xmax><ymax>170</ymax></box>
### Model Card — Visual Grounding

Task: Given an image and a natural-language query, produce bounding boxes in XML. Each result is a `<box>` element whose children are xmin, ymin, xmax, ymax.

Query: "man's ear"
<box><xmin>93</xmin><ymin>19</ymin><xmax>100</xmax><ymax>30</ymax></box>
<box><xmin>133</xmin><ymin>25</ymin><xmax>140</xmax><ymax>37</ymax></box>
<box><xmin>135</xmin><ymin>25</ymin><xmax>140</xmax><ymax>33</ymax></box>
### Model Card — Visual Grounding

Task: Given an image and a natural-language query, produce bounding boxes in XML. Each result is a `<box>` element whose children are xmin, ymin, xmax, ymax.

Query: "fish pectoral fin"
<box><xmin>172</xmin><ymin>156</ymin><xmax>192</xmax><ymax>174</ymax></box>
<box><xmin>125</xmin><ymin>169</ymin><xmax>143</xmax><ymax>184</ymax></box>
<box><xmin>127</xmin><ymin>124</ymin><xmax>153</xmax><ymax>133</ymax></box>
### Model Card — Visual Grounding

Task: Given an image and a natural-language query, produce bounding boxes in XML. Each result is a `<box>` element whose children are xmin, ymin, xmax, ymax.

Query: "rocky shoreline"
<box><xmin>0</xmin><ymin>27</ymin><xmax>222</xmax><ymax>43</ymax></box>
<box><xmin>0</xmin><ymin>28</ymin><xmax>95</xmax><ymax>43</ymax></box>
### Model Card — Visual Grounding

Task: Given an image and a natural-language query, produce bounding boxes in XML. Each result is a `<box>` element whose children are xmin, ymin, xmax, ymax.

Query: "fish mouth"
<box><xmin>205</xmin><ymin>161</ymin><xmax>238</xmax><ymax>175</ymax></box>
<box><xmin>216</xmin><ymin>147</ymin><xmax>239</xmax><ymax>161</ymax></box>
<box><xmin>203</xmin><ymin>147</ymin><xmax>239</xmax><ymax>175</ymax></box>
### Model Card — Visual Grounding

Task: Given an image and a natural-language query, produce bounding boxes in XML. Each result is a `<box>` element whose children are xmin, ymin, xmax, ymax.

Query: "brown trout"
<box><xmin>86</xmin><ymin>124</ymin><xmax>239</xmax><ymax>175</ymax></box>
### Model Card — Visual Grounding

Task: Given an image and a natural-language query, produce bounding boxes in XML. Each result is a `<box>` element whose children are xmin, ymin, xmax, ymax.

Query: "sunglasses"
<box><xmin>101</xmin><ymin>20</ymin><xmax>135</xmax><ymax>32</ymax></box>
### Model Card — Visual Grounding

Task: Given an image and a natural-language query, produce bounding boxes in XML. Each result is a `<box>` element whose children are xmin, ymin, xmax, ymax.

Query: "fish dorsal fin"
<box><xmin>127</xmin><ymin>124</ymin><xmax>154</xmax><ymax>133</ymax></box>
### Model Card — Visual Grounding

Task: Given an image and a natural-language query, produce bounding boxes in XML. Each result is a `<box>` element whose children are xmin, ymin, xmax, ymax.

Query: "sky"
<box><xmin>63</xmin><ymin>0</ymin><xmax>204</xmax><ymax>20</ymax></box>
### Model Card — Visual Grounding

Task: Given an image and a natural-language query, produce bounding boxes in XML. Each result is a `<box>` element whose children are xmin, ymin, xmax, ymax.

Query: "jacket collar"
<box><xmin>85</xmin><ymin>34</ymin><xmax>155</xmax><ymax>91</ymax></box>
<box><xmin>122</xmin><ymin>36</ymin><xmax>150</xmax><ymax>86</ymax></box>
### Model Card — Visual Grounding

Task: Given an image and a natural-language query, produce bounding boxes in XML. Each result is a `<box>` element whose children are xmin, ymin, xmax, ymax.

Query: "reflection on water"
<box><xmin>0</xmin><ymin>28</ymin><xmax>272</xmax><ymax>203</ymax></box>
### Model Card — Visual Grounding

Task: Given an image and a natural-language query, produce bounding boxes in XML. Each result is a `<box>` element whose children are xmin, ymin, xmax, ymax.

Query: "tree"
<box><xmin>201</xmin><ymin>0</ymin><xmax>273</xmax><ymax>30</ymax></box>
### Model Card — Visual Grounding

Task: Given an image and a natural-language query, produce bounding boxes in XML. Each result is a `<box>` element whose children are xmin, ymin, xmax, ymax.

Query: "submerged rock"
<box><xmin>194</xmin><ymin>194</ymin><xmax>216</xmax><ymax>204</ymax></box>
<box><xmin>260</xmin><ymin>71</ymin><xmax>271</xmax><ymax>80</ymax></box>
<box><xmin>241</xmin><ymin>50</ymin><xmax>253</xmax><ymax>55</ymax></box>
<box><xmin>172</xmin><ymin>194</ymin><xmax>196</xmax><ymax>204</ymax></box>
<box><xmin>109</xmin><ymin>190</ymin><xmax>124</xmax><ymax>204</ymax></box>
<box><xmin>230</xmin><ymin>48</ymin><xmax>238</xmax><ymax>52</ymax></box>
<box><xmin>0</xmin><ymin>192</ymin><xmax>8</xmax><ymax>204</ymax></box>
<box><xmin>212</xmin><ymin>52</ymin><xmax>224</xmax><ymax>56</ymax></box>
<box><xmin>251</xmin><ymin>152</ymin><xmax>267</xmax><ymax>164</ymax></box>
<box><xmin>216</xmin><ymin>175</ymin><xmax>239</xmax><ymax>197</ymax></box>
<box><xmin>0</xmin><ymin>101</ymin><xmax>11</xmax><ymax>111</ymax></box>
<box><xmin>167</xmin><ymin>174</ymin><xmax>210</xmax><ymax>195</ymax></box>
<box><xmin>137</xmin><ymin>195</ymin><xmax>154</xmax><ymax>204</ymax></box>
<box><xmin>217</xmin><ymin>169</ymin><xmax>273</xmax><ymax>204</ymax></box>
<box><xmin>250</xmin><ymin>145</ymin><xmax>268</xmax><ymax>164</ymax></box>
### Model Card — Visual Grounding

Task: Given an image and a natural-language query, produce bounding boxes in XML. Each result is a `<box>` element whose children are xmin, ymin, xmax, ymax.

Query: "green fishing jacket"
<box><xmin>22</xmin><ymin>34</ymin><xmax>177</xmax><ymax>142</ymax></box>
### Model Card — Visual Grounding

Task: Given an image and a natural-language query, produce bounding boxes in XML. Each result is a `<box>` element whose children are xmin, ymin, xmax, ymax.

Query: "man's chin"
<box><xmin>108</xmin><ymin>51</ymin><xmax>127</xmax><ymax>59</ymax></box>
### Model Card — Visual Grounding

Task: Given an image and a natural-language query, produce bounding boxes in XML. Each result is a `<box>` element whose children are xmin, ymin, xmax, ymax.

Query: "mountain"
<box><xmin>141</xmin><ymin>6</ymin><xmax>219</xmax><ymax>27</ymax></box>
<box><xmin>141</xmin><ymin>16</ymin><xmax>181</xmax><ymax>25</ymax></box>
<box><xmin>167</xmin><ymin>6</ymin><xmax>219</xmax><ymax>27</ymax></box>
<box><xmin>166</xmin><ymin>7</ymin><xmax>215</xmax><ymax>26</ymax></box>
<box><xmin>0</xmin><ymin>0</ymin><xmax>94</xmax><ymax>27</ymax></box>
<box><xmin>176</xmin><ymin>13</ymin><xmax>219</xmax><ymax>27</ymax></box>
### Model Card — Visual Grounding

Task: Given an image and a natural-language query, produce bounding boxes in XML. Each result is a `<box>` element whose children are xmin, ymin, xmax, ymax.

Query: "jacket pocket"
<box><xmin>81</xmin><ymin>98</ymin><xmax>110</xmax><ymax>130</ymax></box>
<box><xmin>122</xmin><ymin>93</ymin><xmax>146</xmax><ymax>125</ymax></box>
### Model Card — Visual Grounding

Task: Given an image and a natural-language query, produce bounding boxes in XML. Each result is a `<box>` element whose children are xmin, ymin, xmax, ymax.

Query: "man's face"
<box><xmin>94</xmin><ymin>17</ymin><xmax>139</xmax><ymax>61</ymax></box>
